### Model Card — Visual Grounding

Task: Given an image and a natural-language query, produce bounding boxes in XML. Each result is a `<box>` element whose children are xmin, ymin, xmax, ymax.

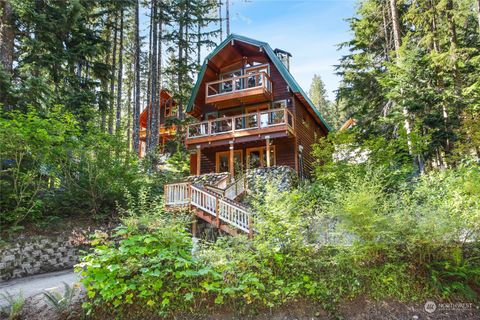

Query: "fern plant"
<box><xmin>43</xmin><ymin>282</ymin><xmax>77</xmax><ymax>319</ymax></box>
<box><xmin>0</xmin><ymin>291</ymin><xmax>25</xmax><ymax>320</ymax></box>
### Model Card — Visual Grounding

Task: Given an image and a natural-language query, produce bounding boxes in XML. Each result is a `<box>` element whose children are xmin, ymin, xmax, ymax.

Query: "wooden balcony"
<box><xmin>139</xmin><ymin>125</ymin><xmax>176</xmax><ymax>140</ymax></box>
<box><xmin>205</xmin><ymin>72</ymin><xmax>273</xmax><ymax>108</ymax></box>
<box><xmin>185</xmin><ymin>108</ymin><xmax>295</xmax><ymax>146</ymax></box>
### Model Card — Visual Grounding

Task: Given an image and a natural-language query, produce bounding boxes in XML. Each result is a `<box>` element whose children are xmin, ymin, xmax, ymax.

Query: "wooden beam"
<box><xmin>196</xmin><ymin>145</ymin><xmax>201</xmax><ymax>176</ymax></box>
<box><xmin>266</xmin><ymin>136</ymin><xmax>271</xmax><ymax>167</ymax></box>
<box><xmin>229</xmin><ymin>141</ymin><xmax>234</xmax><ymax>181</ymax></box>
<box><xmin>192</xmin><ymin>215</ymin><xmax>197</xmax><ymax>237</ymax></box>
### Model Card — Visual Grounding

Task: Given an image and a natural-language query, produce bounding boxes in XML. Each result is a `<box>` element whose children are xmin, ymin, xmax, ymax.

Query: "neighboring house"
<box><xmin>185</xmin><ymin>34</ymin><xmax>330</xmax><ymax>179</ymax></box>
<box><xmin>164</xmin><ymin>34</ymin><xmax>331</xmax><ymax>237</ymax></box>
<box><xmin>139</xmin><ymin>89</ymin><xmax>177</xmax><ymax>157</ymax></box>
<box><xmin>335</xmin><ymin>118</ymin><xmax>369</xmax><ymax>163</ymax></box>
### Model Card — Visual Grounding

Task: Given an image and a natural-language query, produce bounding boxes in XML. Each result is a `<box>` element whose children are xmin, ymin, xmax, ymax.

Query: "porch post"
<box><xmin>266</xmin><ymin>136</ymin><xmax>271</xmax><ymax>167</ymax></box>
<box><xmin>229</xmin><ymin>141</ymin><xmax>234</xmax><ymax>181</ymax></box>
<box><xmin>196</xmin><ymin>145</ymin><xmax>201</xmax><ymax>176</ymax></box>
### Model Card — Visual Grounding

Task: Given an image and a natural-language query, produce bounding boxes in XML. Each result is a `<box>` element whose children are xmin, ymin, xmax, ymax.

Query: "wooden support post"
<box><xmin>229</xmin><ymin>141</ymin><xmax>234</xmax><ymax>181</ymax></box>
<box><xmin>192</xmin><ymin>215</ymin><xmax>198</xmax><ymax>237</ymax></box>
<box><xmin>215</xmin><ymin>195</ymin><xmax>221</xmax><ymax>228</ymax></box>
<box><xmin>266</xmin><ymin>136</ymin><xmax>271</xmax><ymax>167</ymax></box>
<box><xmin>248</xmin><ymin>216</ymin><xmax>253</xmax><ymax>239</ymax></box>
<box><xmin>164</xmin><ymin>184</ymin><xmax>167</xmax><ymax>206</ymax></box>
<box><xmin>196</xmin><ymin>145</ymin><xmax>201</xmax><ymax>176</ymax></box>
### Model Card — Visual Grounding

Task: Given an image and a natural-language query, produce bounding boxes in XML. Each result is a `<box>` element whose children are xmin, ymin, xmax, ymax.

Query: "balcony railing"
<box><xmin>139</xmin><ymin>125</ymin><xmax>176</xmax><ymax>139</ymax></box>
<box><xmin>186</xmin><ymin>108</ymin><xmax>294</xmax><ymax>140</ymax></box>
<box><xmin>205</xmin><ymin>72</ymin><xmax>273</xmax><ymax>105</ymax></box>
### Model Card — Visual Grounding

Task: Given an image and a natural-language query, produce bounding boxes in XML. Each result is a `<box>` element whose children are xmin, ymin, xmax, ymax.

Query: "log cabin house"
<box><xmin>165</xmin><ymin>34</ymin><xmax>331</xmax><ymax>237</ymax></box>
<box><xmin>185</xmin><ymin>34</ymin><xmax>331</xmax><ymax>179</ymax></box>
<box><xmin>139</xmin><ymin>89</ymin><xmax>177</xmax><ymax>157</ymax></box>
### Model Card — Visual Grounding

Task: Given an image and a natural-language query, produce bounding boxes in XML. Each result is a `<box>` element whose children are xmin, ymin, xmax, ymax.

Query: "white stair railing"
<box><xmin>190</xmin><ymin>185</ymin><xmax>217</xmax><ymax>216</ymax></box>
<box><xmin>218</xmin><ymin>198</ymin><xmax>250</xmax><ymax>233</ymax></box>
<box><xmin>165</xmin><ymin>182</ymin><xmax>252</xmax><ymax>235</ymax></box>
<box><xmin>164</xmin><ymin>182</ymin><xmax>190</xmax><ymax>206</ymax></box>
<box><xmin>224</xmin><ymin>175</ymin><xmax>246</xmax><ymax>200</ymax></box>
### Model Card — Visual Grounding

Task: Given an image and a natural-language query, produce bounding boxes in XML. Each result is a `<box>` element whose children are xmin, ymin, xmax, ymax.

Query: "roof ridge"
<box><xmin>186</xmin><ymin>34</ymin><xmax>332</xmax><ymax>132</ymax></box>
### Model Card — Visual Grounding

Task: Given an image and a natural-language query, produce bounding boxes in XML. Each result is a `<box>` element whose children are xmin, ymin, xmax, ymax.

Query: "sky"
<box><xmin>226</xmin><ymin>0</ymin><xmax>357</xmax><ymax>100</ymax></box>
<box><xmin>140</xmin><ymin>0</ymin><xmax>357</xmax><ymax>101</ymax></box>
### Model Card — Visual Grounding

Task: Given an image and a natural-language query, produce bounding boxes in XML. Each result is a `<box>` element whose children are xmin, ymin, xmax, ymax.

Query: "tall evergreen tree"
<box><xmin>133</xmin><ymin>0</ymin><xmax>141</xmax><ymax>154</ymax></box>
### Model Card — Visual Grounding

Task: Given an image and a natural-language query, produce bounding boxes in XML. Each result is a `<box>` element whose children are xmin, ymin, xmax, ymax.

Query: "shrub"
<box><xmin>0</xmin><ymin>107</ymin><xmax>78</xmax><ymax>229</ymax></box>
<box><xmin>79</xmin><ymin>163</ymin><xmax>480</xmax><ymax>318</ymax></box>
<box><xmin>0</xmin><ymin>291</ymin><xmax>25</xmax><ymax>320</ymax></box>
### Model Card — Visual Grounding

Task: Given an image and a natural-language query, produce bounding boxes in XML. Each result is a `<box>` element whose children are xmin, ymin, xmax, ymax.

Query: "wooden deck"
<box><xmin>205</xmin><ymin>71</ymin><xmax>273</xmax><ymax>108</ymax></box>
<box><xmin>185</xmin><ymin>108</ymin><xmax>294</xmax><ymax>146</ymax></box>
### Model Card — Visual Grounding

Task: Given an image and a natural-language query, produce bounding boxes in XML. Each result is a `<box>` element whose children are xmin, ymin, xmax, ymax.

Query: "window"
<box><xmin>302</xmin><ymin>112</ymin><xmax>310</xmax><ymax>128</ymax></box>
<box><xmin>246</xmin><ymin>146</ymin><xmax>276</xmax><ymax>169</ymax></box>
<box><xmin>220</xmin><ymin>69</ymin><xmax>242</xmax><ymax>92</ymax></box>
<box><xmin>164</xmin><ymin>99</ymin><xmax>177</xmax><ymax>118</ymax></box>
<box><xmin>272</xmin><ymin>100</ymin><xmax>287</xmax><ymax>109</ymax></box>
<box><xmin>216</xmin><ymin>150</ymin><xmax>243</xmax><ymax>173</ymax></box>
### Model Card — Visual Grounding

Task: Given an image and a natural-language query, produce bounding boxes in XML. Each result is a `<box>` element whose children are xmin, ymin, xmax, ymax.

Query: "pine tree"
<box><xmin>132</xmin><ymin>0</ymin><xmax>141</xmax><ymax>154</ymax></box>
<box><xmin>116</xmin><ymin>7</ymin><xmax>125</xmax><ymax>134</ymax></box>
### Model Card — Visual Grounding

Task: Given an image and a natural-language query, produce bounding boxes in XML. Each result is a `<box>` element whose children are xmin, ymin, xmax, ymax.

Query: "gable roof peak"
<box><xmin>187</xmin><ymin>34</ymin><xmax>332</xmax><ymax>132</ymax></box>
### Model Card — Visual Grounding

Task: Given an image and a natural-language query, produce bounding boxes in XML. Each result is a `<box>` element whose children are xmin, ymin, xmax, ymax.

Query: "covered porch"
<box><xmin>189</xmin><ymin>136</ymin><xmax>297</xmax><ymax>179</ymax></box>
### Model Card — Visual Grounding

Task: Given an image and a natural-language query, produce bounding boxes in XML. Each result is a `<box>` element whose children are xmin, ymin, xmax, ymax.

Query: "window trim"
<box><xmin>164</xmin><ymin>99</ymin><xmax>177</xmax><ymax>118</ymax></box>
<box><xmin>215</xmin><ymin>150</ymin><xmax>243</xmax><ymax>173</ymax></box>
<box><xmin>272</xmin><ymin>99</ymin><xmax>287</xmax><ymax>109</ymax></box>
<box><xmin>246</xmin><ymin>145</ymin><xmax>276</xmax><ymax>169</ymax></box>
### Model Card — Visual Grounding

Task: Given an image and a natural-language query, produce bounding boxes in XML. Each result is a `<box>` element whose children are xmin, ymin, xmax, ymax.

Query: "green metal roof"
<box><xmin>186</xmin><ymin>34</ymin><xmax>331</xmax><ymax>132</ymax></box>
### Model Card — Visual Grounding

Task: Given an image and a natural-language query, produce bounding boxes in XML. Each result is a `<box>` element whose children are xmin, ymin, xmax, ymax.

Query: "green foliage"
<box><xmin>43</xmin><ymin>282</ymin><xmax>79</xmax><ymax>319</ymax></box>
<box><xmin>78</xmin><ymin>194</ymin><xmax>217</xmax><ymax>318</ymax></box>
<box><xmin>0</xmin><ymin>108</ymin><xmax>166</xmax><ymax>233</ymax></box>
<box><xmin>0</xmin><ymin>291</ymin><xmax>25</xmax><ymax>320</ymax></box>
<box><xmin>337</xmin><ymin>0</ymin><xmax>480</xmax><ymax>167</ymax></box>
<box><xmin>0</xmin><ymin>107</ymin><xmax>78</xmax><ymax>228</ymax></box>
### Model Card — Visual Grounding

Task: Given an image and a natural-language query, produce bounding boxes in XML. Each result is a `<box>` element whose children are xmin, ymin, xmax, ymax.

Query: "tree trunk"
<box><xmin>197</xmin><ymin>22</ymin><xmax>202</xmax><ymax>68</ymax></box>
<box><xmin>149</xmin><ymin>0</ymin><xmax>158</xmax><ymax>150</ymax></box>
<box><xmin>0</xmin><ymin>0</ymin><xmax>14</xmax><ymax>108</ymax></box>
<box><xmin>108</xmin><ymin>13</ymin><xmax>118</xmax><ymax>135</ymax></box>
<box><xmin>389</xmin><ymin>0</ymin><xmax>412</xmax><ymax>144</ymax></box>
<box><xmin>218</xmin><ymin>0</ymin><xmax>223</xmax><ymax>41</ymax></box>
<box><xmin>477</xmin><ymin>0</ymin><xmax>480</xmax><ymax>33</ymax></box>
<box><xmin>127</xmin><ymin>63</ymin><xmax>133</xmax><ymax>153</ymax></box>
<box><xmin>226</xmin><ymin>0</ymin><xmax>230</xmax><ymax>35</ymax></box>
<box><xmin>390</xmin><ymin>0</ymin><xmax>423</xmax><ymax>172</ymax></box>
<box><xmin>145</xmin><ymin>1</ymin><xmax>155</xmax><ymax>153</ymax></box>
<box><xmin>133</xmin><ymin>0</ymin><xmax>141</xmax><ymax>154</ymax></box>
<box><xmin>116</xmin><ymin>8</ymin><xmax>124</xmax><ymax>134</ymax></box>
<box><xmin>0</xmin><ymin>0</ymin><xmax>13</xmax><ymax>73</ymax></box>
<box><xmin>177</xmin><ymin>5</ymin><xmax>185</xmax><ymax>120</ymax></box>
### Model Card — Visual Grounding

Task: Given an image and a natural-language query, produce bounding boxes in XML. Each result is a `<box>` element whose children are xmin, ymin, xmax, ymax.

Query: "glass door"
<box><xmin>216</xmin><ymin>150</ymin><xmax>243</xmax><ymax>173</ymax></box>
<box><xmin>246</xmin><ymin>146</ymin><xmax>276</xmax><ymax>169</ymax></box>
<box><xmin>220</xmin><ymin>69</ymin><xmax>242</xmax><ymax>93</ymax></box>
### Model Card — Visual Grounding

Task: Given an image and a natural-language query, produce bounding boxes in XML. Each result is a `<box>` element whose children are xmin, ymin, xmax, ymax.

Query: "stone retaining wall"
<box><xmin>0</xmin><ymin>234</ymin><xmax>81</xmax><ymax>281</ymax></box>
<box><xmin>246</xmin><ymin>166</ymin><xmax>297</xmax><ymax>193</ymax></box>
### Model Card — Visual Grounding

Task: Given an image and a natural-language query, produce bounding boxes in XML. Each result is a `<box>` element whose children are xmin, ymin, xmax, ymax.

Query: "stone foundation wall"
<box><xmin>0</xmin><ymin>234</ymin><xmax>82</xmax><ymax>281</ymax></box>
<box><xmin>184</xmin><ymin>172</ymin><xmax>230</xmax><ymax>188</ymax></box>
<box><xmin>246</xmin><ymin>166</ymin><xmax>297</xmax><ymax>193</ymax></box>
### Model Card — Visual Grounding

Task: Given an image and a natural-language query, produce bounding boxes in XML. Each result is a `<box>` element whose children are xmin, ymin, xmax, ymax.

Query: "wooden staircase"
<box><xmin>164</xmin><ymin>177</ymin><xmax>253</xmax><ymax>237</ymax></box>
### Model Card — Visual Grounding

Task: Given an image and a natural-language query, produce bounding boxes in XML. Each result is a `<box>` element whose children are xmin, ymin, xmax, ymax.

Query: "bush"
<box><xmin>0</xmin><ymin>108</ymin><xmax>173</xmax><ymax>234</ymax></box>
<box><xmin>79</xmin><ymin>155</ymin><xmax>480</xmax><ymax>318</ymax></box>
<box><xmin>0</xmin><ymin>107</ymin><xmax>79</xmax><ymax>229</ymax></box>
